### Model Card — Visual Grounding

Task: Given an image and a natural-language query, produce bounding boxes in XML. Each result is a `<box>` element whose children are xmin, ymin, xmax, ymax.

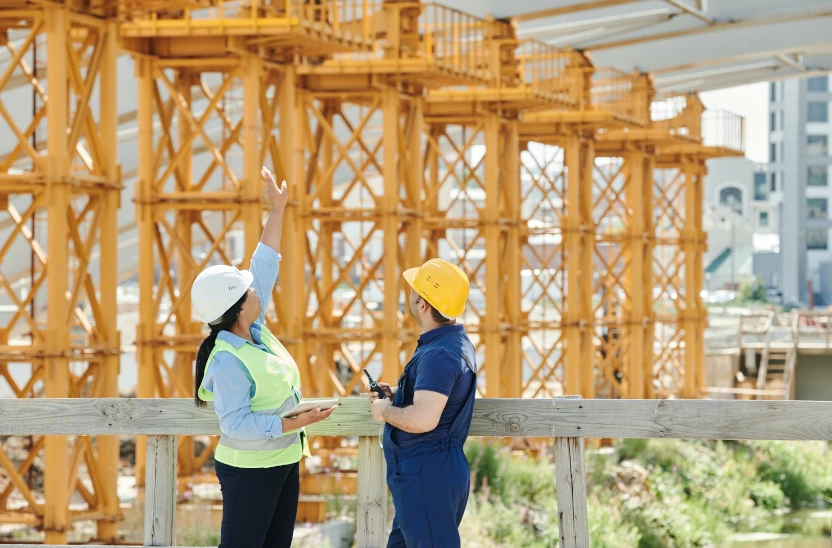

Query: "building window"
<box><xmin>770</xmin><ymin>172</ymin><xmax>777</xmax><ymax>192</ymax></box>
<box><xmin>754</xmin><ymin>172</ymin><xmax>768</xmax><ymax>200</ymax></box>
<box><xmin>808</xmin><ymin>198</ymin><xmax>828</xmax><ymax>220</ymax></box>
<box><xmin>770</xmin><ymin>143</ymin><xmax>777</xmax><ymax>162</ymax></box>
<box><xmin>808</xmin><ymin>135</ymin><xmax>829</xmax><ymax>157</ymax></box>
<box><xmin>807</xmin><ymin>229</ymin><xmax>828</xmax><ymax>250</ymax></box>
<box><xmin>770</xmin><ymin>82</ymin><xmax>776</xmax><ymax>102</ymax></box>
<box><xmin>781</xmin><ymin>111</ymin><xmax>784</xmax><ymax>129</ymax></box>
<box><xmin>770</xmin><ymin>112</ymin><xmax>776</xmax><ymax>131</ymax></box>
<box><xmin>808</xmin><ymin>166</ymin><xmax>828</xmax><ymax>187</ymax></box>
<box><xmin>808</xmin><ymin>76</ymin><xmax>828</xmax><ymax>92</ymax></box>
<box><xmin>808</xmin><ymin>102</ymin><xmax>829</xmax><ymax>123</ymax></box>
<box><xmin>759</xmin><ymin>211</ymin><xmax>769</xmax><ymax>227</ymax></box>
<box><xmin>719</xmin><ymin>187</ymin><xmax>743</xmax><ymax>215</ymax></box>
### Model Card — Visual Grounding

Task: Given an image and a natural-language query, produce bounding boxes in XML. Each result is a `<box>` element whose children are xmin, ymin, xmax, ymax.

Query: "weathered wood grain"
<box><xmin>144</xmin><ymin>435</ymin><xmax>177</xmax><ymax>547</ymax></box>
<box><xmin>356</xmin><ymin>436</ymin><xmax>387</xmax><ymax>547</ymax></box>
<box><xmin>0</xmin><ymin>398</ymin><xmax>831</xmax><ymax>441</ymax></box>
<box><xmin>548</xmin><ymin>399</ymin><xmax>832</xmax><ymax>441</ymax></box>
<box><xmin>555</xmin><ymin>437</ymin><xmax>589</xmax><ymax>548</ymax></box>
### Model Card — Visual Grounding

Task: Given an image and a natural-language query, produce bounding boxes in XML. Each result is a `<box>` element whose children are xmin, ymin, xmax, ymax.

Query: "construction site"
<box><xmin>0</xmin><ymin>0</ymin><xmax>830</xmax><ymax>546</ymax></box>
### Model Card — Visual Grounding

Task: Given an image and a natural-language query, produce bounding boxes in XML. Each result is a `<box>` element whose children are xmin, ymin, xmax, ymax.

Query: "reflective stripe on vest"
<box><xmin>217</xmin><ymin>396</ymin><xmax>299</xmax><ymax>452</ymax></box>
<box><xmin>198</xmin><ymin>324</ymin><xmax>310</xmax><ymax>468</ymax></box>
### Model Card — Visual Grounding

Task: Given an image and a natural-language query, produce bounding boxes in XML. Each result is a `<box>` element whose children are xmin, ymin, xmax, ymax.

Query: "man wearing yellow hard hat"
<box><xmin>368</xmin><ymin>258</ymin><xmax>478</xmax><ymax>547</ymax></box>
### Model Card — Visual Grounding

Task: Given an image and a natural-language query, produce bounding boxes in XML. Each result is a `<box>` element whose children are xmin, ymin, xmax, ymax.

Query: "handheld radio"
<box><xmin>364</xmin><ymin>369</ymin><xmax>388</xmax><ymax>400</ymax></box>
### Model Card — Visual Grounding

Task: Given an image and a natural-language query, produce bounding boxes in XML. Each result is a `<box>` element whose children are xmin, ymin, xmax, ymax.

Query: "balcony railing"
<box><xmin>1</xmin><ymin>397</ymin><xmax>830</xmax><ymax>547</ymax></box>
<box><xmin>512</xmin><ymin>40</ymin><xmax>581</xmax><ymax>108</ymax></box>
<box><xmin>702</xmin><ymin>109</ymin><xmax>745</xmax><ymax>153</ymax></box>
<box><xmin>300</xmin><ymin>2</ymin><xmax>496</xmax><ymax>85</ymax></box>
<box><xmin>120</xmin><ymin>0</ymin><xmax>379</xmax><ymax>49</ymax></box>
<box><xmin>590</xmin><ymin>68</ymin><xmax>650</xmax><ymax>126</ymax></box>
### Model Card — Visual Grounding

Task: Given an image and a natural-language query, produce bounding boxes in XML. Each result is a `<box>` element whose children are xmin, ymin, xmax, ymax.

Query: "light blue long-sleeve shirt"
<box><xmin>200</xmin><ymin>242</ymin><xmax>289</xmax><ymax>440</ymax></box>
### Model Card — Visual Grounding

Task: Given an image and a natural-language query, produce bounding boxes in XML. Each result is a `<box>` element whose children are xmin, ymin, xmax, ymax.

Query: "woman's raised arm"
<box><xmin>260</xmin><ymin>167</ymin><xmax>288</xmax><ymax>253</ymax></box>
<box><xmin>248</xmin><ymin>167</ymin><xmax>288</xmax><ymax>324</ymax></box>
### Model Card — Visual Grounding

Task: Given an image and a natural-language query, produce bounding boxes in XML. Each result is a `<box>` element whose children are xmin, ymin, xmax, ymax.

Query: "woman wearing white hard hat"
<box><xmin>192</xmin><ymin>167</ymin><xmax>334</xmax><ymax>548</ymax></box>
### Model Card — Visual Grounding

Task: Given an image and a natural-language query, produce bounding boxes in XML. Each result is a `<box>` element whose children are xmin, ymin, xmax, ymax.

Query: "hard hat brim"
<box><xmin>402</xmin><ymin>267</ymin><xmax>465</xmax><ymax>319</ymax></box>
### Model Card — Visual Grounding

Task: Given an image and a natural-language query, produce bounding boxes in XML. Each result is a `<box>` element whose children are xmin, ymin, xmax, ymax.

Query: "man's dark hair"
<box><xmin>429</xmin><ymin>303</ymin><xmax>453</xmax><ymax>325</ymax></box>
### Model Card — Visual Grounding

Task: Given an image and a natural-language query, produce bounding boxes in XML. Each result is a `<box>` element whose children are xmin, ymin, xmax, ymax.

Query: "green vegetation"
<box><xmin>460</xmin><ymin>439</ymin><xmax>832</xmax><ymax>547</ymax></box>
<box><xmin>736</xmin><ymin>277</ymin><xmax>769</xmax><ymax>305</ymax></box>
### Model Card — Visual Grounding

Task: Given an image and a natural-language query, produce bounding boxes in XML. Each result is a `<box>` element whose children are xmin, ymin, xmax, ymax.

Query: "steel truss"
<box><xmin>0</xmin><ymin>6</ymin><xmax>120</xmax><ymax>543</ymax></box>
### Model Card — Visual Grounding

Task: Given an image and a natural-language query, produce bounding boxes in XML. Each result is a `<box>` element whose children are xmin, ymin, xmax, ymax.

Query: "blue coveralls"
<box><xmin>382</xmin><ymin>326</ymin><xmax>477</xmax><ymax>548</ymax></box>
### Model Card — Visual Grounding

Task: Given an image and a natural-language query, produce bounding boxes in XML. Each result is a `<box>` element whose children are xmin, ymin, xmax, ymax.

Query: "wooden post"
<box><xmin>144</xmin><ymin>435</ymin><xmax>178</xmax><ymax>546</ymax></box>
<box><xmin>554</xmin><ymin>396</ymin><xmax>589</xmax><ymax>548</ymax></box>
<box><xmin>356</xmin><ymin>436</ymin><xmax>387</xmax><ymax>547</ymax></box>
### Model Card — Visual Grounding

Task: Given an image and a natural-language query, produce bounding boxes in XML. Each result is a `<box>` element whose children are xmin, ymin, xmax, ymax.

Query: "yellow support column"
<box><xmin>135</xmin><ymin>56</ymin><xmax>156</xmax><ymax>486</ymax></box>
<box><xmin>44</xmin><ymin>6</ymin><xmax>69</xmax><ymax>543</ymax></box>
<box><xmin>624</xmin><ymin>149</ymin><xmax>653</xmax><ymax>399</ymax></box>
<box><xmin>504</xmin><ymin>121</ymin><xmax>522</xmax><ymax>398</ymax></box>
<box><xmin>279</xmin><ymin>67</ymin><xmax>310</xmax><ymax>393</ymax></box>
<box><xmin>97</xmin><ymin>18</ymin><xmax>121</xmax><ymax>541</ymax></box>
<box><xmin>175</xmin><ymin>70</ymin><xmax>196</xmax><ymax>481</ymax></box>
<box><xmin>642</xmin><ymin>152</ymin><xmax>656</xmax><ymax>399</ymax></box>
<box><xmin>564</xmin><ymin>133</ymin><xmax>583</xmax><ymax>396</ymax></box>
<box><xmin>243</xmin><ymin>53</ymin><xmax>264</xmax><ymax>262</ymax></box>
<box><xmin>580</xmin><ymin>138</ymin><xmax>597</xmax><ymax>398</ymax></box>
<box><xmin>403</xmin><ymin>97</ymin><xmax>425</xmax><ymax>362</ymax></box>
<box><xmin>683</xmin><ymin>160</ymin><xmax>697</xmax><ymax>398</ymax></box>
<box><xmin>318</xmin><ymin>102</ymin><xmax>337</xmax><ymax>395</ymax></box>
<box><xmin>484</xmin><ymin>114</ymin><xmax>502</xmax><ymax>396</ymax></box>
<box><xmin>694</xmin><ymin>163</ymin><xmax>706</xmax><ymax>395</ymax></box>
<box><xmin>382</xmin><ymin>89</ymin><xmax>401</xmax><ymax>379</ymax></box>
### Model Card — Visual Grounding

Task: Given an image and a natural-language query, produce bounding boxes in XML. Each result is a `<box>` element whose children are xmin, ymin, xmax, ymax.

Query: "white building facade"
<box><xmin>770</xmin><ymin>74</ymin><xmax>832</xmax><ymax>304</ymax></box>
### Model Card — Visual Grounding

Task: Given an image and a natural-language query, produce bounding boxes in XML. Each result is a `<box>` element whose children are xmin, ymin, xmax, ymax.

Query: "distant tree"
<box><xmin>738</xmin><ymin>277</ymin><xmax>768</xmax><ymax>305</ymax></box>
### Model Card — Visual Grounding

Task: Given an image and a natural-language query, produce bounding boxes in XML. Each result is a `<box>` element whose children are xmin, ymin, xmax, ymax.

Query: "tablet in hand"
<box><xmin>281</xmin><ymin>398</ymin><xmax>339</xmax><ymax>418</ymax></box>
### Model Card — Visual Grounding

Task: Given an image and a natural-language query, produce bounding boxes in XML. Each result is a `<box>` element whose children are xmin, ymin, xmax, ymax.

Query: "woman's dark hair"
<box><xmin>194</xmin><ymin>292</ymin><xmax>247</xmax><ymax>407</ymax></box>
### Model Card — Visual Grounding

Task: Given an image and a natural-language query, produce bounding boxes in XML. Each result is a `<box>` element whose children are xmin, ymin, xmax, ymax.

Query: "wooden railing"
<box><xmin>1</xmin><ymin>397</ymin><xmax>831</xmax><ymax>547</ymax></box>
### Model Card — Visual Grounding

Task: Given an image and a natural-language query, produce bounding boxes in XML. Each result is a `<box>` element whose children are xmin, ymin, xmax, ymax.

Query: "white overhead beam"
<box><xmin>665</xmin><ymin>0</ymin><xmax>713</xmax><ymax>25</ymax></box>
<box><xmin>587</xmin><ymin>9</ymin><xmax>832</xmax><ymax>51</ymax></box>
<box><xmin>651</xmin><ymin>43</ymin><xmax>832</xmax><ymax>75</ymax></box>
<box><xmin>775</xmin><ymin>53</ymin><xmax>807</xmax><ymax>72</ymax></box>
<box><xmin>516</xmin><ymin>8</ymin><xmax>673</xmax><ymax>38</ymax></box>
<box><xmin>511</xmin><ymin>0</ymin><xmax>645</xmax><ymax>22</ymax></box>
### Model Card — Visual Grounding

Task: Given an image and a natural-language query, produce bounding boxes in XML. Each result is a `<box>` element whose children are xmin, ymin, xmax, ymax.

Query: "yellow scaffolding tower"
<box><xmin>0</xmin><ymin>4</ymin><xmax>121</xmax><ymax>543</ymax></box>
<box><xmin>0</xmin><ymin>0</ymin><xmax>747</xmax><ymax>538</ymax></box>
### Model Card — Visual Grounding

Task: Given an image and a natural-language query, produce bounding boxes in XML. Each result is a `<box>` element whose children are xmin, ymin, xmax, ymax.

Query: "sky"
<box><xmin>700</xmin><ymin>82</ymin><xmax>768</xmax><ymax>164</ymax></box>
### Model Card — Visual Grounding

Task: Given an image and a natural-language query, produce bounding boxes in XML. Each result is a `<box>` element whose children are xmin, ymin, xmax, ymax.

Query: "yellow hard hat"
<box><xmin>403</xmin><ymin>258</ymin><xmax>470</xmax><ymax>319</ymax></box>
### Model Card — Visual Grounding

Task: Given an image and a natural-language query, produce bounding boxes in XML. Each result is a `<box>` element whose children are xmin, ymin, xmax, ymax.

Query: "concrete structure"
<box><xmin>702</xmin><ymin>157</ymin><xmax>777</xmax><ymax>290</ymax></box>
<box><xmin>771</xmin><ymin>74</ymin><xmax>832</xmax><ymax>305</ymax></box>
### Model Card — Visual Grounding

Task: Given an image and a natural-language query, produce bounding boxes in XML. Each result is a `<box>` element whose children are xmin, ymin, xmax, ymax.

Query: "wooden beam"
<box><xmin>554</xmin><ymin>396</ymin><xmax>589</xmax><ymax>548</ymax></box>
<box><xmin>356</xmin><ymin>437</ymin><xmax>387</xmax><ymax>547</ymax></box>
<box><xmin>144</xmin><ymin>435</ymin><xmax>177</xmax><ymax>547</ymax></box>
<box><xmin>555</xmin><ymin>436</ymin><xmax>589</xmax><ymax>547</ymax></box>
<box><xmin>0</xmin><ymin>398</ymin><xmax>831</xmax><ymax>441</ymax></box>
<box><xmin>512</xmin><ymin>0</ymin><xmax>645</xmax><ymax>23</ymax></box>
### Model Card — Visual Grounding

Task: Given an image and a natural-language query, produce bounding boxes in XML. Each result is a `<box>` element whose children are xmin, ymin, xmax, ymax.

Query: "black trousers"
<box><xmin>215</xmin><ymin>460</ymin><xmax>300</xmax><ymax>548</ymax></box>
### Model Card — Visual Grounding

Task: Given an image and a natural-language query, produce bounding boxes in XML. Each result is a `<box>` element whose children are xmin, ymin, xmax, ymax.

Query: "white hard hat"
<box><xmin>191</xmin><ymin>265</ymin><xmax>254</xmax><ymax>325</ymax></box>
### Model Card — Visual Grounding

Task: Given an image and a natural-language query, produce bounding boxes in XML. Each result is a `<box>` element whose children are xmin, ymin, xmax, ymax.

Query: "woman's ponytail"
<box><xmin>194</xmin><ymin>292</ymin><xmax>248</xmax><ymax>407</ymax></box>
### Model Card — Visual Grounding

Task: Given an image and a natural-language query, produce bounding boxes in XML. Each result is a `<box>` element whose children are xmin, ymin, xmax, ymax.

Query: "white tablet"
<box><xmin>281</xmin><ymin>399</ymin><xmax>340</xmax><ymax>418</ymax></box>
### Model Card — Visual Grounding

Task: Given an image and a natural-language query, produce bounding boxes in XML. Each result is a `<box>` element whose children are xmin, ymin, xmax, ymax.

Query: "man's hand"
<box><xmin>366</xmin><ymin>381</ymin><xmax>396</xmax><ymax>400</ymax></box>
<box><xmin>262</xmin><ymin>166</ymin><xmax>288</xmax><ymax>213</ymax></box>
<box><xmin>370</xmin><ymin>397</ymin><xmax>391</xmax><ymax>423</ymax></box>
